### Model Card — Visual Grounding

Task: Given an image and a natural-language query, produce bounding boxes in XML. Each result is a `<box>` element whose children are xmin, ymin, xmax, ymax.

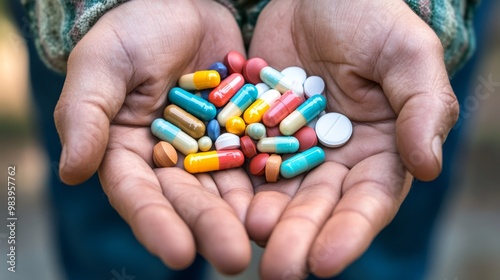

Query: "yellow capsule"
<box><xmin>184</xmin><ymin>150</ymin><xmax>245</xmax><ymax>173</ymax></box>
<box><xmin>243</xmin><ymin>89</ymin><xmax>281</xmax><ymax>124</ymax></box>
<box><xmin>178</xmin><ymin>70</ymin><xmax>221</xmax><ymax>90</ymax></box>
<box><xmin>225</xmin><ymin>116</ymin><xmax>246</xmax><ymax>135</ymax></box>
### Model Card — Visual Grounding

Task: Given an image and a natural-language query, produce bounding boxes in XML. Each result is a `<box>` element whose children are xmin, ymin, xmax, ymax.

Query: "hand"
<box><xmin>247</xmin><ymin>0</ymin><xmax>458</xmax><ymax>278</ymax></box>
<box><xmin>54</xmin><ymin>0</ymin><xmax>254</xmax><ymax>274</ymax></box>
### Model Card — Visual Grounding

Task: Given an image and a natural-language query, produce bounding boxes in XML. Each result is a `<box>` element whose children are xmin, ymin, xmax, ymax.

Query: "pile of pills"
<box><xmin>150</xmin><ymin>51</ymin><xmax>353</xmax><ymax>182</ymax></box>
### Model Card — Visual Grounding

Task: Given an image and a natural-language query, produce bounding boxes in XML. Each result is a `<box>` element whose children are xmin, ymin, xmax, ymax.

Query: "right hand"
<box><xmin>54</xmin><ymin>0</ymin><xmax>253</xmax><ymax>274</ymax></box>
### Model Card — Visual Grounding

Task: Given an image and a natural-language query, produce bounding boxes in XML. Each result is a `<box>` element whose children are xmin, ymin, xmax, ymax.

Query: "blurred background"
<box><xmin>1</xmin><ymin>0</ymin><xmax>499</xmax><ymax>279</ymax></box>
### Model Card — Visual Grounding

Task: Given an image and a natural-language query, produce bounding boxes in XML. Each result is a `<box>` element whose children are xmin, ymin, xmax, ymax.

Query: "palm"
<box><xmin>246</xmin><ymin>0</ymin><xmax>456</xmax><ymax>278</ymax></box>
<box><xmin>55</xmin><ymin>0</ymin><xmax>253</xmax><ymax>274</ymax></box>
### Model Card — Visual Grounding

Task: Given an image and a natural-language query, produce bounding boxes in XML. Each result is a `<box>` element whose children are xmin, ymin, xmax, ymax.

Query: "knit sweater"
<box><xmin>22</xmin><ymin>0</ymin><xmax>477</xmax><ymax>75</ymax></box>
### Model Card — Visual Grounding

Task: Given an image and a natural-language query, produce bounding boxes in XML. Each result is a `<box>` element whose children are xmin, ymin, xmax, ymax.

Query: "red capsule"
<box><xmin>209</xmin><ymin>73</ymin><xmax>245</xmax><ymax>107</ymax></box>
<box><xmin>263</xmin><ymin>90</ymin><xmax>305</xmax><ymax>127</ymax></box>
<box><xmin>224</xmin><ymin>51</ymin><xmax>246</xmax><ymax>74</ymax></box>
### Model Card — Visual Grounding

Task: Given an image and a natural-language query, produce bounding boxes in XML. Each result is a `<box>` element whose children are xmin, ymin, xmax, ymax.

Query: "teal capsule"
<box><xmin>151</xmin><ymin>118</ymin><xmax>198</xmax><ymax>155</ymax></box>
<box><xmin>260</xmin><ymin>66</ymin><xmax>294</xmax><ymax>93</ymax></box>
<box><xmin>257</xmin><ymin>136</ymin><xmax>300</xmax><ymax>154</ymax></box>
<box><xmin>168</xmin><ymin>87</ymin><xmax>216</xmax><ymax>121</ymax></box>
<box><xmin>280</xmin><ymin>95</ymin><xmax>327</xmax><ymax>135</ymax></box>
<box><xmin>217</xmin><ymin>84</ymin><xmax>258</xmax><ymax>126</ymax></box>
<box><xmin>280</xmin><ymin>147</ymin><xmax>325</xmax><ymax>178</ymax></box>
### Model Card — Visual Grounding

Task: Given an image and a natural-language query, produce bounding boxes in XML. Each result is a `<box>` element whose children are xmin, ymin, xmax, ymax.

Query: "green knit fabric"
<box><xmin>24</xmin><ymin>0</ymin><xmax>476</xmax><ymax>75</ymax></box>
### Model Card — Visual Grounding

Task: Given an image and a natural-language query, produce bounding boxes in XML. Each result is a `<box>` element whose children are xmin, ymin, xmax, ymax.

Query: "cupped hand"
<box><xmin>247</xmin><ymin>0</ymin><xmax>458</xmax><ymax>278</ymax></box>
<box><xmin>54</xmin><ymin>0</ymin><xmax>253</xmax><ymax>274</ymax></box>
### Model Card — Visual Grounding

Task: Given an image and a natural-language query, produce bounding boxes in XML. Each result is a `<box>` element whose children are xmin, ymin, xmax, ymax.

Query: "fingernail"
<box><xmin>431</xmin><ymin>136</ymin><xmax>442</xmax><ymax>168</ymax></box>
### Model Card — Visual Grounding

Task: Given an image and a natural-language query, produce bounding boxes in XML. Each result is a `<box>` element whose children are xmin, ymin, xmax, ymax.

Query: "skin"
<box><xmin>53</xmin><ymin>0</ymin><xmax>459</xmax><ymax>278</ymax></box>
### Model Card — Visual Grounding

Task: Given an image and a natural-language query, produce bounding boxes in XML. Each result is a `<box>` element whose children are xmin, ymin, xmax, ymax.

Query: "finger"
<box><xmin>372</xmin><ymin>5</ymin><xmax>459</xmax><ymax>181</ymax></box>
<box><xmin>259</xmin><ymin>162</ymin><xmax>347</xmax><ymax>280</ymax></box>
<box><xmin>245</xmin><ymin>176</ymin><xmax>302</xmax><ymax>246</ymax></box>
<box><xmin>308</xmin><ymin>153</ymin><xmax>412</xmax><ymax>278</ymax></box>
<box><xmin>99</xmin><ymin>128</ymin><xmax>196</xmax><ymax>269</ymax></box>
<box><xmin>211</xmin><ymin>168</ymin><xmax>254</xmax><ymax>223</ymax></box>
<box><xmin>157</xmin><ymin>168</ymin><xmax>252</xmax><ymax>275</ymax></box>
<box><xmin>55</xmin><ymin>23</ymin><xmax>131</xmax><ymax>185</ymax></box>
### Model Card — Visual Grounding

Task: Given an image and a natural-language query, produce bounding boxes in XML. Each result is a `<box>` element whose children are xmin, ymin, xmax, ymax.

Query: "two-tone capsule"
<box><xmin>217</xmin><ymin>84</ymin><xmax>258</xmax><ymax>126</ymax></box>
<box><xmin>257</xmin><ymin>136</ymin><xmax>300</xmax><ymax>154</ymax></box>
<box><xmin>163</xmin><ymin>104</ymin><xmax>205</xmax><ymax>139</ymax></box>
<box><xmin>280</xmin><ymin>95</ymin><xmax>327</xmax><ymax>135</ymax></box>
<box><xmin>243</xmin><ymin>89</ymin><xmax>281</xmax><ymax>124</ymax></box>
<box><xmin>263</xmin><ymin>89</ymin><xmax>305</xmax><ymax>127</ymax></box>
<box><xmin>168</xmin><ymin>87</ymin><xmax>217</xmax><ymax>121</ymax></box>
<box><xmin>151</xmin><ymin>118</ymin><xmax>198</xmax><ymax>155</ymax></box>
<box><xmin>280</xmin><ymin>146</ymin><xmax>325</xmax><ymax>178</ymax></box>
<box><xmin>209</xmin><ymin>73</ymin><xmax>245</xmax><ymax>107</ymax></box>
<box><xmin>178</xmin><ymin>70</ymin><xmax>220</xmax><ymax>90</ymax></box>
<box><xmin>184</xmin><ymin>150</ymin><xmax>245</xmax><ymax>173</ymax></box>
<box><xmin>260</xmin><ymin>66</ymin><xmax>294</xmax><ymax>93</ymax></box>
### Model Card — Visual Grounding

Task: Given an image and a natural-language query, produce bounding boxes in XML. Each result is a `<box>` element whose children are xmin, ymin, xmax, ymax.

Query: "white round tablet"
<box><xmin>214</xmin><ymin>133</ymin><xmax>241</xmax><ymax>150</ymax></box>
<box><xmin>281</xmin><ymin>66</ymin><xmax>307</xmax><ymax>85</ymax></box>
<box><xmin>255</xmin><ymin>83</ymin><xmax>271</xmax><ymax>98</ymax></box>
<box><xmin>304</xmin><ymin>76</ymin><xmax>325</xmax><ymax>98</ymax></box>
<box><xmin>315</xmin><ymin>113</ymin><xmax>352</xmax><ymax>148</ymax></box>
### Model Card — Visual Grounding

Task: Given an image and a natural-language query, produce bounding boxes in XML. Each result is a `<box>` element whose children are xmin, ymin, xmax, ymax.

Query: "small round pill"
<box><xmin>265</xmin><ymin>154</ymin><xmax>282</xmax><ymax>183</ymax></box>
<box><xmin>266</xmin><ymin>126</ymin><xmax>282</xmax><ymax>137</ymax></box>
<box><xmin>293</xmin><ymin>126</ymin><xmax>318</xmax><ymax>152</ymax></box>
<box><xmin>153</xmin><ymin>141</ymin><xmax>178</xmax><ymax>168</ymax></box>
<box><xmin>303</xmin><ymin>76</ymin><xmax>325</xmax><ymax>98</ymax></box>
<box><xmin>198</xmin><ymin>136</ymin><xmax>213</xmax><ymax>152</ymax></box>
<box><xmin>207</xmin><ymin>119</ymin><xmax>221</xmax><ymax>142</ymax></box>
<box><xmin>240</xmin><ymin>135</ymin><xmax>257</xmax><ymax>158</ymax></box>
<box><xmin>246</xmin><ymin>123</ymin><xmax>267</xmax><ymax>140</ymax></box>
<box><xmin>249</xmin><ymin>153</ymin><xmax>269</xmax><ymax>176</ymax></box>
<box><xmin>225</xmin><ymin>116</ymin><xmax>246</xmax><ymax>136</ymax></box>
<box><xmin>215</xmin><ymin>133</ymin><xmax>241</xmax><ymax>150</ymax></box>
<box><xmin>208</xmin><ymin>62</ymin><xmax>228</xmax><ymax>79</ymax></box>
<box><xmin>224</xmin><ymin>50</ymin><xmax>246</xmax><ymax>74</ymax></box>
<box><xmin>243</xmin><ymin>57</ymin><xmax>268</xmax><ymax>84</ymax></box>
<box><xmin>281</xmin><ymin>66</ymin><xmax>307</xmax><ymax>85</ymax></box>
<box><xmin>255</xmin><ymin>83</ymin><xmax>271</xmax><ymax>98</ymax></box>
<box><xmin>315</xmin><ymin>112</ymin><xmax>353</xmax><ymax>148</ymax></box>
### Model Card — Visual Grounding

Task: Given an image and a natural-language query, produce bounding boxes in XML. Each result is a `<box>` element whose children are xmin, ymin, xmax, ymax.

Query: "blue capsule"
<box><xmin>280</xmin><ymin>147</ymin><xmax>325</xmax><ymax>178</ymax></box>
<box><xmin>168</xmin><ymin>87</ymin><xmax>217</xmax><ymax>121</ymax></box>
<box><xmin>151</xmin><ymin>118</ymin><xmax>198</xmax><ymax>155</ymax></box>
<box><xmin>257</xmin><ymin>136</ymin><xmax>300</xmax><ymax>154</ymax></box>
<box><xmin>217</xmin><ymin>84</ymin><xmax>258</xmax><ymax>126</ymax></box>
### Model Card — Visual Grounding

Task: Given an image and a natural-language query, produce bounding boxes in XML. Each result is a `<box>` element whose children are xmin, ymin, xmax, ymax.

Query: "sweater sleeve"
<box><xmin>216</xmin><ymin>0</ymin><xmax>478</xmax><ymax>76</ymax></box>
<box><xmin>22</xmin><ymin>0</ymin><xmax>129</xmax><ymax>73</ymax></box>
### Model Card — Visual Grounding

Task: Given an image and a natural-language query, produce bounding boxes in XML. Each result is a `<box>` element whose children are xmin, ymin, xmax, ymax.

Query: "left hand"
<box><xmin>246</xmin><ymin>0</ymin><xmax>458</xmax><ymax>278</ymax></box>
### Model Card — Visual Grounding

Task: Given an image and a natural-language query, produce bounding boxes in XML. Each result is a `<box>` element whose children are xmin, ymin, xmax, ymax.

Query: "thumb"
<box><xmin>378</xmin><ymin>15</ymin><xmax>459</xmax><ymax>181</ymax></box>
<box><xmin>54</xmin><ymin>24</ymin><xmax>131</xmax><ymax>185</ymax></box>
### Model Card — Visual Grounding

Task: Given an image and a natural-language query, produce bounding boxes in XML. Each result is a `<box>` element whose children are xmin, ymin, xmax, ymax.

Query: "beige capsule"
<box><xmin>163</xmin><ymin>104</ymin><xmax>206</xmax><ymax>139</ymax></box>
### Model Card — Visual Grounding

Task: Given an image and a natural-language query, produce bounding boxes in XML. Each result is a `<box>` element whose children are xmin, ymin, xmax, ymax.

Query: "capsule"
<box><xmin>163</xmin><ymin>104</ymin><xmax>206</xmax><ymax>139</ymax></box>
<box><xmin>280</xmin><ymin>147</ymin><xmax>325</xmax><ymax>178</ymax></box>
<box><xmin>178</xmin><ymin>70</ymin><xmax>220</xmax><ymax>90</ymax></box>
<box><xmin>151</xmin><ymin>119</ymin><xmax>198</xmax><ymax>155</ymax></box>
<box><xmin>184</xmin><ymin>150</ymin><xmax>245</xmax><ymax>173</ymax></box>
<box><xmin>257</xmin><ymin>136</ymin><xmax>300</xmax><ymax>154</ymax></box>
<box><xmin>245</xmin><ymin>123</ymin><xmax>267</xmax><ymax>140</ymax></box>
<box><xmin>263</xmin><ymin>89</ymin><xmax>305</xmax><ymax>127</ymax></box>
<box><xmin>209</xmin><ymin>73</ymin><xmax>245</xmax><ymax>107</ymax></box>
<box><xmin>217</xmin><ymin>84</ymin><xmax>258</xmax><ymax>126</ymax></box>
<box><xmin>280</xmin><ymin>95</ymin><xmax>327</xmax><ymax>135</ymax></box>
<box><xmin>260</xmin><ymin>66</ymin><xmax>294</xmax><ymax>93</ymax></box>
<box><xmin>168</xmin><ymin>87</ymin><xmax>217</xmax><ymax>121</ymax></box>
<box><xmin>243</xmin><ymin>89</ymin><xmax>281</xmax><ymax>124</ymax></box>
